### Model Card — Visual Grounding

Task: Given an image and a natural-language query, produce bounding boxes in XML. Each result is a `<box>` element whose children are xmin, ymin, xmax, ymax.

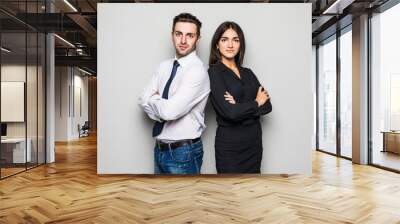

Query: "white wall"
<box><xmin>55</xmin><ymin>67</ymin><xmax>69</xmax><ymax>141</ymax></box>
<box><xmin>98</xmin><ymin>3</ymin><xmax>313</xmax><ymax>174</ymax></box>
<box><xmin>72</xmin><ymin>72</ymin><xmax>89</xmax><ymax>138</ymax></box>
<box><xmin>55</xmin><ymin>67</ymin><xmax>89</xmax><ymax>141</ymax></box>
<box><xmin>1</xmin><ymin>64</ymin><xmax>25</xmax><ymax>125</ymax></box>
<box><xmin>1</xmin><ymin>65</ymin><xmax>38</xmax><ymax>138</ymax></box>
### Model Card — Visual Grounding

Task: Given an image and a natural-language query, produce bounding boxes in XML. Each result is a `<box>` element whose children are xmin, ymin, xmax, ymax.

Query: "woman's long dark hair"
<box><xmin>209</xmin><ymin>21</ymin><xmax>246</xmax><ymax>66</ymax></box>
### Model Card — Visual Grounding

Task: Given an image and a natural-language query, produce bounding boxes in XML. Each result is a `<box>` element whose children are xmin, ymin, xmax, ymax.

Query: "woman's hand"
<box><xmin>255</xmin><ymin>86</ymin><xmax>270</xmax><ymax>107</ymax></box>
<box><xmin>224</xmin><ymin>91</ymin><xmax>236</xmax><ymax>104</ymax></box>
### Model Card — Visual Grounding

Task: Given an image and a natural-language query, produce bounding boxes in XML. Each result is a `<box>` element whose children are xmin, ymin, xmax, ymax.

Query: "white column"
<box><xmin>352</xmin><ymin>14</ymin><xmax>369</xmax><ymax>164</ymax></box>
<box><xmin>46</xmin><ymin>32</ymin><xmax>55</xmax><ymax>163</ymax></box>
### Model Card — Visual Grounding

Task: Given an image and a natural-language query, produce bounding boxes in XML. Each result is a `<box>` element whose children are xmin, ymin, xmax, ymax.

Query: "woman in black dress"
<box><xmin>208</xmin><ymin>21</ymin><xmax>272</xmax><ymax>174</ymax></box>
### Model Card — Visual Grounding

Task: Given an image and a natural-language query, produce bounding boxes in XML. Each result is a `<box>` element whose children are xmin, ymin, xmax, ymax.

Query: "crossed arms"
<box><xmin>139</xmin><ymin>65</ymin><xmax>210</xmax><ymax>122</ymax></box>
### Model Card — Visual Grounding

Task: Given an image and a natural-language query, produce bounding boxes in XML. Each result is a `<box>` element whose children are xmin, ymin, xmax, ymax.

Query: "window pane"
<box><xmin>340</xmin><ymin>29</ymin><xmax>352</xmax><ymax>158</ymax></box>
<box><xmin>318</xmin><ymin>37</ymin><xmax>337</xmax><ymax>154</ymax></box>
<box><xmin>371</xmin><ymin>3</ymin><xmax>400</xmax><ymax>171</ymax></box>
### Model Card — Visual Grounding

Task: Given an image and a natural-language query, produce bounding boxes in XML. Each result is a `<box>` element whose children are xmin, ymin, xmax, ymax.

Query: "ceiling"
<box><xmin>0</xmin><ymin>0</ymin><xmax>392</xmax><ymax>75</ymax></box>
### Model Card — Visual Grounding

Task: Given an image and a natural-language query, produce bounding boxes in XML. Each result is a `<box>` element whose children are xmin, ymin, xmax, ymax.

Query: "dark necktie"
<box><xmin>152</xmin><ymin>60</ymin><xmax>180</xmax><ymax>137</ymax></box>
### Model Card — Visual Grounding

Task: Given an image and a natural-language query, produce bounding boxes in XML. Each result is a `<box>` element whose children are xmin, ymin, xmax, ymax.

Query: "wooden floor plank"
<box><xmin>1</xmin><ymin>134</ymin><xmax>400</xmax><ymax>223</ymax></box>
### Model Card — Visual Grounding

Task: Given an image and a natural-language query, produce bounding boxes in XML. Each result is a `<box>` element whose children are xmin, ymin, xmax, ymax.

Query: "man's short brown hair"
<box><xmin>172</xmin><ymin>13</ymin><xmax>202</xmax><ymax>36</ymax></box>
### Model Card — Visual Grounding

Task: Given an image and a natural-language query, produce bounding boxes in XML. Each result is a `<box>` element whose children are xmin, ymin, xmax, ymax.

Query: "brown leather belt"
<box><xmin>156</xmin><ymin>137</ymin><xmax>201</xmax><ymax>151</ymax></box>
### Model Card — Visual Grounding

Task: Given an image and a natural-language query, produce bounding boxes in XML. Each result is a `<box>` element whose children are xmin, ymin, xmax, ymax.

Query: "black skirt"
<box><xmin>215</xmin><ymin>122</ymin><xmax>263</xmax><ymax>174</ymax></box>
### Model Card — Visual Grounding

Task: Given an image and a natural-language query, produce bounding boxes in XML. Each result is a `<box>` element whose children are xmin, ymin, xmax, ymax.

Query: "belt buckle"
<box><xmin>156</xmin><ymin>140</ymin><xmax>162</xmax><ymax>150</ymax></box>
<box><xmin>158</xmin><ymin>140</ymin><xmax>172</xmax><ymax>151</ymax></box>
<box><xmin>167</xmin><ymin>142</ymin><xmax>172</xmax><ymax>151</ymax></box>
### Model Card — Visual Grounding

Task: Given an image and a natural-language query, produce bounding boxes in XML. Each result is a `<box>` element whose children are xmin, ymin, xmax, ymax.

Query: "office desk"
<box><xmin>382</xmin><ymin>131</ymin><xmax>400</xmax><ymax>154</ymax></box>
<box><xmin>1</xmin><ymin>138</ymin><xmax>32</xmax><ymax>163</ymax></box>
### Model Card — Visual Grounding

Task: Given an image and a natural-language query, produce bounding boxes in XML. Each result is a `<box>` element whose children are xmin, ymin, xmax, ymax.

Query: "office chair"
<box><xmin>79</xmin><ymin>121</ymin><xmax>90</xmax><ymax>138</ymax></box>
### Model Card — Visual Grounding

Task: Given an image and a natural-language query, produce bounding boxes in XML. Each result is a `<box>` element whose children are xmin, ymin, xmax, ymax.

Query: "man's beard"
<box><xmin>176</xmin><ymin>45</ymin><xmax>196</xmax><ymax>58</ymax></box>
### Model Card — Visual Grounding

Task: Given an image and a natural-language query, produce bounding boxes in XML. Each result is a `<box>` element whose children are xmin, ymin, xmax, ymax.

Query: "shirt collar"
<box><xmin>175</xmin><ymin>51</ymin><xmax>197</xmax><ymax>68</ymax></box>
<box><xmin>214</xmin><ymin>60</ymin><xmax>244</xmax><ymax>73</ymax></box>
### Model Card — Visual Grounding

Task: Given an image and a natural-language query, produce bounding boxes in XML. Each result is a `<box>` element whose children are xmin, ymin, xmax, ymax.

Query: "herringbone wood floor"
<box><xmin>1</xmin><ymin>134</ymin><xmax>400</xmax><ymax>223</ymax></box>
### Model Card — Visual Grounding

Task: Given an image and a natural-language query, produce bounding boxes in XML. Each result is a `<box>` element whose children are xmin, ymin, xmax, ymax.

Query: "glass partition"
<box><xmin>0</xmin><ymin>1</ymin><xmax>46</xmax><ymax>179</ymax></box>
<box><xmin>317</xmin><ymin>36</ymin><xmax>337</xmax><ymax>155</ymax></box>
<box><xmin>1</xmin><ymin>31</ymin><xmax>28</xmax><ymax>177</ymax></box>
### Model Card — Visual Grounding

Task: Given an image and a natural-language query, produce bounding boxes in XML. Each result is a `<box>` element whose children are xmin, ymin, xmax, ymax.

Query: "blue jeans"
<box><xmin>154</xmin><ymin>139</ymin><xmax>203</xmax><ymax>174</ymax></box>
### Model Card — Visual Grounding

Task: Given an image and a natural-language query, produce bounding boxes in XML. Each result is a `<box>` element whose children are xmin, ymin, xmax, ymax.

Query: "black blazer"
<box><xmin>208</xmin><ymin>62</ymin><xmax>272</xmax><ymax>126</ymax></box>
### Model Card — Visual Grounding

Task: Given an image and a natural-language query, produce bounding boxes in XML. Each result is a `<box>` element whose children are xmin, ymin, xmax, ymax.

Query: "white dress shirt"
<box><xmin>138</xmin><ymin>51</ymin><xmax>210</xmax><ymax>141</ymax></box>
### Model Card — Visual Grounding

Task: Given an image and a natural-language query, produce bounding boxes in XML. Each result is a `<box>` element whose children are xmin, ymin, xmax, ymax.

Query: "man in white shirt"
<box><xmin>139</xmin><ymin>13</ymin><xmax>210</xmax><ymax>174</ymax></box>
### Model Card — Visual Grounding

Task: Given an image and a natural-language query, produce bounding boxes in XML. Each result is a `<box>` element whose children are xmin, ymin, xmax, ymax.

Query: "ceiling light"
<box><xmin>63</xmin><ymin>0</ymin><xmax>78</xmax><ymax>12</ymax></box>
<box><xmin>54</xmin><ymin>34</ymin><xmax>75</xmax><ymax>48</ymax></box>
<box><xmin>1</xmin><ymin>47</ymin><xmax>11</xmax><ymax>53</ymax></box>
<box><xmin>323</xmin><ymin>0</ymin><xmax>341</xmax><ymax>14</ymax></box>
<box><xmin>322</xmin><ymin>0</ymin><xmax>355</xmax><ymax>15</ymax></box>
<box><xmin>78</xmin><ymin>67</ymin><xmax>93</xmax><ymax>76</ymax></box>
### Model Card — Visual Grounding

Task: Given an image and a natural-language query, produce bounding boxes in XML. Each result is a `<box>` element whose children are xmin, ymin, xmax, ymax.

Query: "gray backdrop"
<box><xmin>98</xmin><ymin>3</ymin><xmax>313</xmax><ymax>174</ymax></box>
